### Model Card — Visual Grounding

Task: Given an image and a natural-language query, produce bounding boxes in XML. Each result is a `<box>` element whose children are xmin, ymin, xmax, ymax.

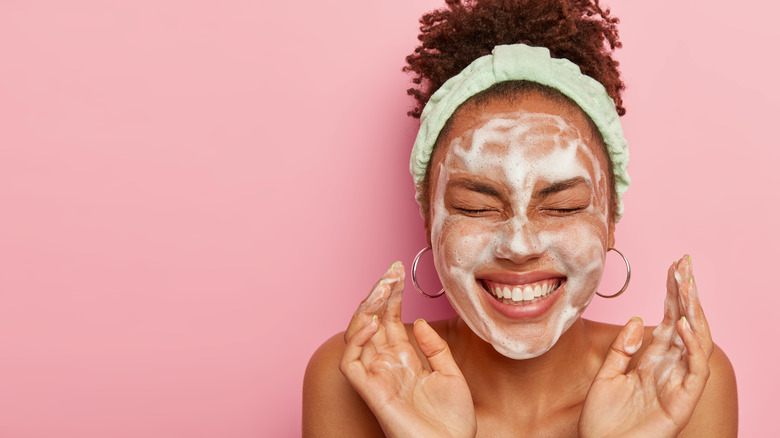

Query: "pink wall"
<box><xmin>0</xmin><ymin>0</ymin><xmax>776</xmax><ymax>436</ymax></box>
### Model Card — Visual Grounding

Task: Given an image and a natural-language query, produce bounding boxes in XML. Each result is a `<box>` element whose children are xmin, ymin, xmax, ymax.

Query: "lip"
<box><xmin>478</xmin><ymin>273</ymin><xmax>565</xmax><ymax>320</ymax></box>
<box><xmin>478</xmin><ymin>270</ymin><xmax>563</xmax><ymax>285</ymax></box>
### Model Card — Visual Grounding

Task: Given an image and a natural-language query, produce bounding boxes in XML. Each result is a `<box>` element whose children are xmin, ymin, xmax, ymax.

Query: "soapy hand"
<box><xmin>579</xmin><ymin>255</ymin><xmax>713</xmax><ymax>438</ymax></box>
<box><xmin>340</xmin><ymin>262</ymin><xmax>476</xmax><ymax>438</ymax></box>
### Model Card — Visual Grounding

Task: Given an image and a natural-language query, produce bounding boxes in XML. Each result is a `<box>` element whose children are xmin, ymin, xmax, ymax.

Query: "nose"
<box><xmin>493</xmin><ymin>216</ymin><xmax>544</xmax><ymax>264</ymax></box>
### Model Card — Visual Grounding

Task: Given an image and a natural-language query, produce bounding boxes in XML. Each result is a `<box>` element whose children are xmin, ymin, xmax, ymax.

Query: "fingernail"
<box><xmin>387</xmin><ymin>261</ymin><xmax>402</xmax><ymax>273</ymax></box>
<box><xmin>373</xmin><ymin>314</ymin><xmax>379</xmax><ymax>320</ymax></box>
<box><xmin>414</xmin><ymin>318</ymin><xmax>426</xmax><ymax>325</ymax></box>
<box><xmin>689</xmin><ymin>278</ymin><xmax>694</xmax><ymax>285</ymax></box>
<box><xmin>681</xmin><ymin>316</ymin><xmax>691</xmax><ymax>330</ymax></box>
<box><xmin>630</xmin><ymin>316</ymin><xmax>643</xmax><ymax>323</ymax></box>
<box><xmin>384</xmin><ymin>261</ymin><xmax>402</xmax><ymax>277</ymax></box>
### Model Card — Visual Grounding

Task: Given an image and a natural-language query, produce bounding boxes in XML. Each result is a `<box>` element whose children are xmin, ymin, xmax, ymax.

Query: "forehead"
<box><xmin>448</xmin><ymin>112</ymin><xmax>584</xmax><ymax>162</ymax></box>
<box><xmin>431</xmin><ymin>93</ymin><xmax>608</xmax><ymax>180</ymax></box>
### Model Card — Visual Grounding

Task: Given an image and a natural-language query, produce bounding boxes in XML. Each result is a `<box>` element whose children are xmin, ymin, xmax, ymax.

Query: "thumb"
<box><xmin>596</xmin><ymin>317</ymin><xmax>644</xmax><ymax>380</ymax></box>
<box><xmin>413</xmin><ymin>319</ymin><xmax>463</xmax><ymax>377</ymax></box>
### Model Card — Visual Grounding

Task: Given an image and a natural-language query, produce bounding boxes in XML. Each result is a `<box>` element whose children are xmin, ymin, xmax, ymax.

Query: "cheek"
<box><xmin>434</xmin><ymin>216</ymin><xmax>497</xmax><ymax>274</ymax></box>
<box><xmin>540</xmin><ymin>218</ymin><xmax>607</xmax><ymax>286</ymax></box>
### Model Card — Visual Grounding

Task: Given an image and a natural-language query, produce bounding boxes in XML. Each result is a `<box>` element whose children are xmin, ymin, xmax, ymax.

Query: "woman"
<box><xmin>303</xmin><ymin>0</ymin><xmax>738</xmax><ymax>436</ymax></box>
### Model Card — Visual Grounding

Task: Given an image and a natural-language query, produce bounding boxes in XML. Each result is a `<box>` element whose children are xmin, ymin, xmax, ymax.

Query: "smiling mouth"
<box><xmin>481</xmin><ymin>278</ymin><xmax>563</xmax><ymax>305</ymax></box>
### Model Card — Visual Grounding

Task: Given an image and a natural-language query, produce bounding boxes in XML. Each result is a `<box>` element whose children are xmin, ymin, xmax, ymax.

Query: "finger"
<box><xmin>678</xmin><ymin>254</ymin><xmax>693</xmax><ymax>285</ymax></box>
<box><xmin>344</xmin><ymin>263</ymin><xmax>401</xmax><ymax>342</ymax></box>
<box><xmin>663</xmin><ymin>261</ymin><xmax>682</xmax><ymax>325</ymax></box>
<box><xmin>383</xmin><ymin>263</ymin><xmax>411</xmax><ymax>346</ymax></box>
<box><xmin>345</xmin><ymin>280</ymin><xmax>390</xmax><ymax>342</ymax></box>
<box><xmin>679</xmin><ymin>275</ymin><xmax>711</xmax><ymax>343</ymax></box>
<box><xmin>340</xmin><ymin>315</ymin><xmax>381</xmax><ymax>382</ymax></box>
<box><xmin>368</xmin><ymin>265</ymin><xmax>405</xmax><ymax>348</ymax></box>
<box><xmin>677</xmin><ymin>317</ymin><xmax>710</xmax><ymax>396</ymax></box>
<box><xmin>675</xmin><ymin>255</ymin><xmax>695</xmax><ymax>318</ymax></box>
<box><xmin>651</xmin><ymin>262</ymin><xmax>682</xmax><ymax>347</ymax></box>
<box><xmin>596</xmin><ymin>317</ymin><xmax>644</xmax><ymax>380</ymax></box>
<box><xmin>413</xmin><ymin>318</ymin><xmax>463</xmax><ymax>378</ymax></box>
<box><xmin>677</xmin><ymin>256</ymin><xmax>713</xmax><ymax>357</ymax></box>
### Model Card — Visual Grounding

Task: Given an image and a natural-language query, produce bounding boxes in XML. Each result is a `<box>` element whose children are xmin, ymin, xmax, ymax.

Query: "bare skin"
<box><xmin>304</xmin><ymin>260</ymin><xmax>736</xmax><ymax>437</ymax></box>
<box><xmin>303</xmin><ymin>94</ymin><xmax>738</xmax><ymax>437</ymax></box>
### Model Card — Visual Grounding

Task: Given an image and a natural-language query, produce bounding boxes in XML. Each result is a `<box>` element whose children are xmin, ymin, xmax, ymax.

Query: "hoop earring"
<box><xmin>596</xmin><ymin>247</ymin><xmax>631</xmax><ymax>298</ymax></box>
<box><xmin>412</xmin><ymin>247</ymin><xmax>445</xmax><ymax>298</ymax></box>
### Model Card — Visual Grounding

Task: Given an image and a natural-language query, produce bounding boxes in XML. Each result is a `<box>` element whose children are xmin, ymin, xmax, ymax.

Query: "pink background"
<box><xmin>0</xmin><ymin>0</ymin><xmax>777</xmax><ymax>436</ymax></box>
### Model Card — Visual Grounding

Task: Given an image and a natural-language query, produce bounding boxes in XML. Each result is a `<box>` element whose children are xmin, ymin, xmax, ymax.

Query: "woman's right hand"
<box><xmin>339</xmin><ymin>262</ymin><xmax>476</xmax><ymax>438</ymax></box>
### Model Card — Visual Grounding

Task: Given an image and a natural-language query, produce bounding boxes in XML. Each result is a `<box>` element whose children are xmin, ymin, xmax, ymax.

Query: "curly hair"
<box><xmin>404</xmin><ymin>0</ymin><xmax>626</xmax><ymax>118</ymax></box>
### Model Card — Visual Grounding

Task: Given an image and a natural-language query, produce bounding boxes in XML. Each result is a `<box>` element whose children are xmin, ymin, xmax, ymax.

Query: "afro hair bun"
<box><xmin>404</xmin><ymin>0</ymin><xmax>626</xmax><ymax>118</ymax></box>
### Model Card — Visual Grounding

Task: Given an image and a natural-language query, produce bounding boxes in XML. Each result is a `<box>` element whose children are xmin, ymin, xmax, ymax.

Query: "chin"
<box><xmin>487</xmin><ymin>321</ymin><xmax>571</xmax><ymax>360</ymax></box>
<box><xmin>494</xmin><ymin>342</ymin><xmax>553</xmax><ymax>360</ymax></box>
<box><xmin>446</xmin><ymin>281</ymin><xmax>585</xmax><ymax>361</ymax></box>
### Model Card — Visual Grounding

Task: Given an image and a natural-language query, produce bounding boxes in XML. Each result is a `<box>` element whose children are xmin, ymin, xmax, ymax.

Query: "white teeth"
<box><xmin>522</xmin><ymin>286</ymin><xmax>534</xmax><ymax>300</ymax></box>
<box><xmin>487</xmin><ymin>280</ymin><xmax>561</xmax><ymax>303</ymax></box>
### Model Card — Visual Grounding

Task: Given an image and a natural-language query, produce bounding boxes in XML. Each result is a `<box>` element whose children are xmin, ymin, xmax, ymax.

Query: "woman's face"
<box><xmin>427</xmin><ymin>92</ymin><xmax>614</xmax><ymax>359</ymax></box>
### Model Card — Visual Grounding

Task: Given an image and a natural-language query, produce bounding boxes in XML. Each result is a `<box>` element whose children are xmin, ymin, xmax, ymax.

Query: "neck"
<box><xmin>448</xmin><ymin>316</ymin><xmax>601</xmax><ymax>414</ymax></box>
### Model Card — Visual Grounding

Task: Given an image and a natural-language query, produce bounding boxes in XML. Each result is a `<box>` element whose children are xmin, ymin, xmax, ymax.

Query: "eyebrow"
<box><xmin>447</xmin><ymin>179</ymin><xmax>502</xmax><ymax>198</ymax></box>
<box><xmin>534</xmin><ymin>177</ymin><xmax>591</xmax><ymax>198</ymax></box>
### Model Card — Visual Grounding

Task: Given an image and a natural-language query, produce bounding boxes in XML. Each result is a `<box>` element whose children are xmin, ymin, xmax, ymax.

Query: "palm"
<box><xmin>583</xmin><ymin>329</ymin><xmax>701</xmax><ymax>436</ymax></box>
<box><xmin>340</xmin><ymin>263</ymin><xmax>476</xmax><ymax>438</ymax></box>
<box><xmin>361</xmin><ymin>342</ymin><xmax>474</xmax><ymax>436</ymax></box>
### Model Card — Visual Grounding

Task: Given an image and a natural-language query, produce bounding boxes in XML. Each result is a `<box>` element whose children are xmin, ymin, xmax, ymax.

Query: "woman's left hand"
<box><xmin>579</xmin><ymin>255</ymin><xmax>713</xmax><ymax>438</ymax></box>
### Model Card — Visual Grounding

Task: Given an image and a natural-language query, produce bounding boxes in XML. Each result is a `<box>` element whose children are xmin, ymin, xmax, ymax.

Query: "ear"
<box><xmin>425</xmin><ymin>214</ymin><xmax>433</xmax><ymax>248</ymax></box>
<box><xmin>607</xmin><ymin>218</ymin><xmax>616</xmax><ymax>249</ymax></box>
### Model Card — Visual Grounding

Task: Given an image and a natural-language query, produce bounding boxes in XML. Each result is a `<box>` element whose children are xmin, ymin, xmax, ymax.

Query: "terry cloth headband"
<box><xmin>410</xmin><ymin>43</ymin><xmax>630</xmax><ymax>221</ymax></box>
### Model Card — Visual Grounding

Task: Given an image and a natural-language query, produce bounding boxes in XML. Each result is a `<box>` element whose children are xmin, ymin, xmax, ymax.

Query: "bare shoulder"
<box><xmin>680</xmin><ymin>344</ymin><xmax>738</xmax><ymax>437</ymax></box>
<box><xmin>302</xmin><ymin>332</ymin><xmax>384</xmax><ymax>438</ymax></box>
<box><xmin>582</xmin><ymin>319</ymin><xmax>656</xmax><ymax>357</ymax></box>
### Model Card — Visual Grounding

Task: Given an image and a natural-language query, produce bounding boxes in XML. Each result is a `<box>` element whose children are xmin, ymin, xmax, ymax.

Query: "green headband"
<box><xmin>410</xmin><ymin>44</ymin><xmax>630</xmax><ymax>221</ymax></box>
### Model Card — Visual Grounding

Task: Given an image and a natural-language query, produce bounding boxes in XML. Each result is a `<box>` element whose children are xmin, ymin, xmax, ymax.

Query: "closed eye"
<box><xmin>455</xmin><ymin>207</ymin><xmax>496</xmax><ymax>215</ymax></box>
<box><xmin>544</xmin><ymin>206</ymin><xmax>587</xmax><ymax>214</ymax></box>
